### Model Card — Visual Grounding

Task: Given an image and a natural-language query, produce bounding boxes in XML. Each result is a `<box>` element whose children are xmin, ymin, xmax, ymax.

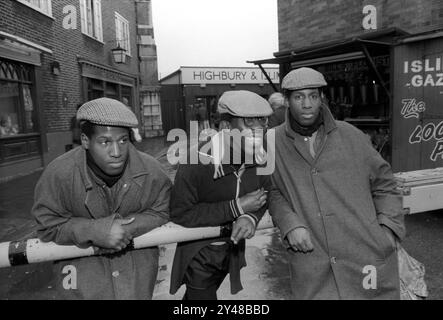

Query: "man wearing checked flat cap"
<box><xmin>268</xmin><ymin>67</ymin><xmax>405</xmax><ymax>299</ymax></box>
<box><xmin>32</xmin><ymin>97</ymin><xmax>171</xmax><ymax>300</ymax></box>
<box><xmin>169</xmin><ymin>90</ymin><xmax>273</xmax><ymax>300</ymax></box>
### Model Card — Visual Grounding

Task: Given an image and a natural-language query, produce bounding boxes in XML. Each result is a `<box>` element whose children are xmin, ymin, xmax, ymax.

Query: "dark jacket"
<box><xmin>32</xmin><ymin>145</ymin><xmax>172</xmax><ymax>300</ymax></box>
<box><xmin>169</xmin><ymin>136</ymin><xmax>272</xmax><ymax>295</ymax></box>
<box><xmin>268</xmin><ymin>107</ymin><xmax>286</xmax><ymax>128</ymax></box>
<box><xmin>269</xmin><ymin>106</ymin><xmax>406</xmax><ymax>299</ymax></box>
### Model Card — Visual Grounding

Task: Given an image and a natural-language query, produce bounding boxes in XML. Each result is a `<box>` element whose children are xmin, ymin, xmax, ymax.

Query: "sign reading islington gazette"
<box><xmin>180</xmin><ymin>67</ymin><xmax>280</xmax><ymax>85</ymax></box>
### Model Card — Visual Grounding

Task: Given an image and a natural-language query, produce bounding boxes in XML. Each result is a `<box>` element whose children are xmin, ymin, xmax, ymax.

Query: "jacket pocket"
<box><xmin>370</xmin><ymin>219</ymin><xmax>396</xmax><ymax>261</ymax></box>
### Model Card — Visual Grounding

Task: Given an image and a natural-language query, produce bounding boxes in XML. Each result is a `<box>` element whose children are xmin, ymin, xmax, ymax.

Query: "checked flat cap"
<box><xmin>77</xmin><ymin>97</ymin><xmax>139</xmax><ymax>128</ymax></box>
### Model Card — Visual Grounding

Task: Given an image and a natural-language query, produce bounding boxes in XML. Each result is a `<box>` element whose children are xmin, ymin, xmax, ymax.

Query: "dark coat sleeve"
<box><xmin>242</xmin><ymin>174</ymin><xmax>273</xmax><ymax>225</ymax></box>
<box><xmin>123</xmin><ymin>163</ymin><xmax>172</xmax><ymax>238</ymax></box>
<box><xmin>365</xmin><ymin>140</ymin><xmax>406</xmax><ymax>241</ymax></box>
<box><xmin>269</xmin><ymin>177</ymin><xmax>308</xmax><ymax>248</ymax></box>
<box><xmin>170</xmin><ymin>164</ymin><xmax>237</xmax><ymax>228</ymax></box>
<box><xmin>32</xmin><ymin>166</ymin><xmax>115</xmax><ymax>248</ymax></box>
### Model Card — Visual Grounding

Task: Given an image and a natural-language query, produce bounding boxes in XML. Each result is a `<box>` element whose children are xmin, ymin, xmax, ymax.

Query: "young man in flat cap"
<box><xmin>169</xmin><ymin>90</ymin><xmax>273</xmax><ymax>300</ymax></box>
<box><xmin>32</xmin><ymin>97</ymin><xmax>171</xmax><ymax>300</ymax></box>
<box><xmin>269</xmin><ymin>67</ymin><xmax>405</xmax><ymax>299</ymax></box>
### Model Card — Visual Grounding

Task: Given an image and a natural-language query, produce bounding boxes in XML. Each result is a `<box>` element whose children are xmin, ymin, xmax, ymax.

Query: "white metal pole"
<box><xmin>0</xmin><ymin>212</ymin><xmax>274</xmax><ymax>269</ymax></box>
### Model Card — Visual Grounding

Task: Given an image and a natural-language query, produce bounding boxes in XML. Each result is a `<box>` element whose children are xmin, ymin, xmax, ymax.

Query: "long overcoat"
<box><xmin>269</xmin><ymin>107</ymin><xmax>406</xmax><ymax>300</ymax></box>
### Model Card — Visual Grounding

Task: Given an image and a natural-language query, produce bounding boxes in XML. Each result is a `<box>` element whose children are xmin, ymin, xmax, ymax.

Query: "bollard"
<box><xmin>0</xmin><ymin>212</ymin><xmax>275</xmax><ymax>268</ymax></box>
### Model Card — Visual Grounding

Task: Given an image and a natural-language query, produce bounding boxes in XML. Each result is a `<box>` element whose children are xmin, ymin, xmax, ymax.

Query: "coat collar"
<box><xmin>74</xmin><ymin>144</ymin><xmax>150</xmax><ymax>190</ymax></box>
<box><xmin>283</xmin><ymin>104</ymin><xmax>337</xmax><ymax>165</ymax></box>
<box><xmin>284</xmin><ymin>103</ymin><xmax>337</xmax><ymax>140</ymax></box>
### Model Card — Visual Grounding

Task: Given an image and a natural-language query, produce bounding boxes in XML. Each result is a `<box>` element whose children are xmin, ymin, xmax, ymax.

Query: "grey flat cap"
<box><xmin>282</xmin><ymin>67</ymin><xmax>327</xmax><ymax>90</ymax></box>
<box><xmin>218</xmin><ymin>90</ymin><xmax>273</xmax><ymax>117</ymax></box>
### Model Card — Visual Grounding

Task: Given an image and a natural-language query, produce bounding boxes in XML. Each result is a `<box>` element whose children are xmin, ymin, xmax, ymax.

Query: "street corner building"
<box><xmin>0</xmin><ymin>0</ymin><xmax>163</xmax><ymax>182</ymax></box>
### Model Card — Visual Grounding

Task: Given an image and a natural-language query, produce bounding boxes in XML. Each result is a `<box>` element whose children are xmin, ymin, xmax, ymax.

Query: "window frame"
<box><xmin>79</xmin><ymin>0</ymin><xmax>104</xmax><ymax>43</ymax></box>
<box><xmin>86</xmin><ymin>78</ymin><xmax>133</xmax><ymax>108</ymax></box>
<box><xmin>115</xmin><ymin>12</ymin><xmax>131</xmax><ymax>57</ymax></box>
<box><xmin>16</xmin><ymin>0</ymin><xmax>53</xmax><ymax>18</ymax></box>
<box><xmin>0</xmin><ymin>59</ymin><xmax>39</xmax><ymax>139</ymax></box>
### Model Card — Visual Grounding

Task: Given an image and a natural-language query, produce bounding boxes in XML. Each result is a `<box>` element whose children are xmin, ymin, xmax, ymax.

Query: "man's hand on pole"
<box><xmin>102</xmin><ymin>218</ymin><xmax>135</xmax><ymax>251</ymax></box>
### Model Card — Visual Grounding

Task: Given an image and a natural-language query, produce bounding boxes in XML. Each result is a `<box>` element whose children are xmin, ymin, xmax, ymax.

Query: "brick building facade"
<box><xmin>250</xmin><ymin>0</ymin><xmax>443</xmax><ymax>172</ymax></box>
<box><xmin>0</xmin><ymin>0</ymin><xmax>162</xmax><ymax>180</ymax></box>
<box><xmin>278</xmin><ymin>0</ymin><xmax>443</xmax><ymax>52</ymax></box>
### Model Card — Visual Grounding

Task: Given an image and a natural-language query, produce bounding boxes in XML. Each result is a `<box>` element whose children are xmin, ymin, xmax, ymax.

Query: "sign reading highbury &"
<box><xmin>180</xmin><ymin>67</ymin><xmax>280</xmax><ymax>85</ymax></box>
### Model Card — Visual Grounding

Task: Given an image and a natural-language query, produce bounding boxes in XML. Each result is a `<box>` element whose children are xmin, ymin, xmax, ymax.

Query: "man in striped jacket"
<box><xmin>169</xmin><ymin>91</ymin><xmax>273</xmax><ymax>300</ymax></box>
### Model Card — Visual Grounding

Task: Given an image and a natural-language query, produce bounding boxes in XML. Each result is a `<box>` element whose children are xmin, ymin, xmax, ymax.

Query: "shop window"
<box><xmin>86</xmin><ymin>78</ymin><xmax>133</xmax><ymax>108</ymax></box>
<box><xmin>105</xmin><ymin>82</ymin><xmax>118</xmax><ymax>100</ymax></box>
<box><xmin>0</xmin><ymin>82</ymin><xmax>21</xmax><ymax>137</ymax></box>
<box><xmin>87</xmin><ymin>78</ymin><xmax>104</xmax><ymax>100</ymax></box>
<box><xmin>16</xmin><ymin>0</ymin><xmax>53</xmax><ymax>17</ymax></box>
<box><xmin>316</xmin><ymin>55</ymin><xmax>391</xmax><ymax>161</ymax></box>
<box><xmin>121</xmin><ymin>86</ymin><xmax>133</xmax><ymax>109</ymax></box>
<box><xmin>0</xmin><ymin>60</ymin><xmax>37</xmax><ymax>138</ymax></box>
<box><xmin>80</xmin><ymin>0</ymin><xmax>103</xmax><ymax>42</ymax></box>
<box><xmin>115</xmin><ymin>12</ymin><xmax>131</xmax><ymax>56</ymax></box>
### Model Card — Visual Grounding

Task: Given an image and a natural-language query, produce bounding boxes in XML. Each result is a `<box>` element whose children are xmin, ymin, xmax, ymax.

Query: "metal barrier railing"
<box><xmin>0</xmin><ymin>213</ymin><xmax>275</xmax><ymax>269</ymax></box>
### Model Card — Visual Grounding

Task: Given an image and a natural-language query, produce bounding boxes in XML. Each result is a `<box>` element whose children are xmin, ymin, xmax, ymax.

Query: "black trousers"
<box><xmin>183</xmin><ymin>243</ymin><xmax>231</xmax><ymax>300</ymax></box>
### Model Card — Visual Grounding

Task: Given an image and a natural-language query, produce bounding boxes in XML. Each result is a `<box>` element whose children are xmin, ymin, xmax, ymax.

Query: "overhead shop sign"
<box><xmin>181</xmin><ymin>67</ymin><xmax>280</xmax><ymax>85</ymax></box>
<box><xmin>403</xmin><ymin>58</ymin><xmax>443</xmax><ymax>87</ymax></box>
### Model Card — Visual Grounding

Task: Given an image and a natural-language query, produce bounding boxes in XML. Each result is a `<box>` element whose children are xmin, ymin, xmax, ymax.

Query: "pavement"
<box><xmin>0</xmin><ymin>137</ymin><xmax>443</xmax><ymax>300</ymax></box>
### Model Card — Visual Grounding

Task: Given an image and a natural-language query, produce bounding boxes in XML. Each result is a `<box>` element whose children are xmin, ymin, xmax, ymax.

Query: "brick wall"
<box><xmin>49</xmin><ymin>0</ymin><xmax>140</xmax><ymax>132</ymax></box>
<box><xmin>278</xmin><ymin>0</ymin><xmax>443</xmax><ymax>52</ymax></box>
<box><xmin>1</xmin><ymin>0</ymin><xmax>140</xmax><ymax>133</ymax></box>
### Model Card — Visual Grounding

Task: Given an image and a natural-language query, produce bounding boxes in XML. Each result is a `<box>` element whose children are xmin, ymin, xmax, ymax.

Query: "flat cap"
<box><xmin>282</xmin><ymin>67</ymin><xmax>327</xmax><ymax>90</ymax></box>
<box><xmin>218</xmin><ymin>90</ymin><xmax>273</xmax><ymax>117</ymax></box>
<box><xmin>268</xmin><ymin>92</ymin><xmax>286</xmax><ymax>108</ymax></box>
<box><xmin>77</xmin><ymin>97</ymin><xmax>139</xmax><ymax>128</ymax></box>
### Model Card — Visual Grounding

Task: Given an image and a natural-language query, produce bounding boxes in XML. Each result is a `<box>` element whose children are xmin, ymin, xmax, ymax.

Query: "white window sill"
<box><xmin>82</xmin><ymin>32</ymin><xmax>105</xmax><ymax>45</ymax></box>
<box><xmin>15</xmin><ymin>0</ymin><xmax>55</xmax><ymax>20</ymax></box>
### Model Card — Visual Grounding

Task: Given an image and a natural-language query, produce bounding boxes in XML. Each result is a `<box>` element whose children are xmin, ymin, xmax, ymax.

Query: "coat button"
<box><xmin>311</xmin><ymin>168</ymin><xmax>318</xmax><ymax>175</ymax></box>
<box><xmin>112</xmin><ymin>271</ymin><xmax>120</xmax><ymax>278</ymax></box>
<box><xmin>330</xmin><ymin>257</ymin><xmax>337</xmax><ymax>264</ymax></box>
<box><xmin>123</xmin><ymin>184</ymin><xmax>128</xmax><ymax>188</ymax></box>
